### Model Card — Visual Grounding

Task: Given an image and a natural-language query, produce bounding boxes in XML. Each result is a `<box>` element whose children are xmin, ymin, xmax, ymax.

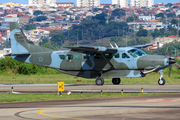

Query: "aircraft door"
<box><xmin>120</xmin><ymin>53</ymin><xmax>136</xmax><ymax>69</ymax></box>
<box><xmin>60</xmin><ymin>54</ymin><xmax>81</xmax><ymax>70</ymax></box>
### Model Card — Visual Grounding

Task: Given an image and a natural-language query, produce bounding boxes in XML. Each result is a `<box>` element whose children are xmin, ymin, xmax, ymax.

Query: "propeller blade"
<box><xmin>168</xmin><ymin>64</ymin><xmax>172</xmax><ymax>80</ymax></box>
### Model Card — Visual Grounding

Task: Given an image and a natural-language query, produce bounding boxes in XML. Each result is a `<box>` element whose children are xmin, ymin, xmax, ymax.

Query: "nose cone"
<box><xmin>169</xmin><ymin>58</ymin><xmax>176</xmax><ymax>65</ymax></box>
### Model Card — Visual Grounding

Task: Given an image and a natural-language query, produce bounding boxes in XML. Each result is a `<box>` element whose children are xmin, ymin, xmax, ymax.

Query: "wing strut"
<box><xmin>100</xmin><ymin>53</ymin><xmax>115</xmax><ymax>71</ymax></box>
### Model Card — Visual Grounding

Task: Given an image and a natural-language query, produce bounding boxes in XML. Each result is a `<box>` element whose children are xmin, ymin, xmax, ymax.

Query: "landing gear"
<box><xmin>112</xmin><ymin>78</ymin><xmax>121</xmax><ymax>85</ymax></box>
<box><xmin>96</xmin><ymin>77</ymin><xmax>104</xmax><ymax>86</ymax></box>
<box><xmin>158</xmin><ymin>78</ymin><xmax>165</xmax><ymax>85</ymax></box>
<box><xmin>158</xmin><ymin>71</ymin><xmax>165</xmax><ymax>85</ymax></box>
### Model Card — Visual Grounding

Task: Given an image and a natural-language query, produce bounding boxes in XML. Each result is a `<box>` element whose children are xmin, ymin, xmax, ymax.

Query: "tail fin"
<box><xmin>10</xmin><ymin>22</ymin><xmax>30</xmax><ymax>55</ymax></box>
<box><xmin>10</xmin><ymin>22</ymin><xmax>52</xmax><ymax>55</ymax></box>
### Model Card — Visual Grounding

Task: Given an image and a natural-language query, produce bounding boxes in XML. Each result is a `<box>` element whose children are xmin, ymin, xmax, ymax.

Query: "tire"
<box><xmin>158</xmin><ymin>78</ymin><xmax>165</xmax><ymax>85</ymax></box>
<box><xmin>96</xmin><ymin>77</ymin><xmax>104</xmax><ymax>86</ymax></box>
<box><xmin>112</xmin><ymin>78</ymin><xmax>121</xmax><ymax>85</ymax></box>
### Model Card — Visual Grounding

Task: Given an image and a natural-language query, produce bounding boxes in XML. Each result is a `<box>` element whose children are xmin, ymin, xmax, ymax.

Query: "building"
<box><xmin>77</xmin><ymin>0</ymin><xmax>100</xmax><ymax>7</ymax></box>
<box><xmin>112</xmin><ymin>0</ymin><xmax>128</xmax><ymax>8</ymax></box>
<box><xmin>56</xmin><ymin>2</ymin><xmax>75</xmax><ymax>7</ymax></box>
<box><xmin>2</xmin><ymin>2</ymin><xmax>20</xmax><ymax>7</ymax></box>
<box><xmin>130</xmin><ymin>0</ymin><xmax>154</xmax><ymax>8</ymax></box>
<box><xmin>29</xmin><ymin>0</ymin><xmax>56</xmax><ymax>6</ymax></box>
<box><xmin>19</xmin><ymin>15</ymin><xmax>31</xmax><ymax>24</ymax></box>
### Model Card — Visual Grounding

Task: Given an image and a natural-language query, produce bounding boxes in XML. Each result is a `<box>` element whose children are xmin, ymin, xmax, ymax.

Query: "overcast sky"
<box><xmin>0</xmin><ymin>0</ymin><xmax>179</xmax><ymax>5</ymax></box>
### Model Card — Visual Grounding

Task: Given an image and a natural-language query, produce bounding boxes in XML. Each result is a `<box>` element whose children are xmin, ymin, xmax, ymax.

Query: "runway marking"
<box><xmin>38</xmin><ymin>108</ymin><xmax>88</xmax><ymax>120</ymax></box>
<box><xmin>139</xmin><ymin>99</ymin><xmax>180</xmax><ymax>102</ymax></box>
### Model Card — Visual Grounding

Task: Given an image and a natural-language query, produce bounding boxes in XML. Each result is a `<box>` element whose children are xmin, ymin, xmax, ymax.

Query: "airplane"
<box><xmin>6</xmin><ymin>22</ymin><xmax>176</xmax><ymax>86</ymax></box>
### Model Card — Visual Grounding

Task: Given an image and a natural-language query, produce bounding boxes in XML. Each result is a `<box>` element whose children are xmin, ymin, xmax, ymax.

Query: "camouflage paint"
<box><xmin>9</xmin><ymin>22</ymin><xmax>171</xmax><ymax>79</ymax></box>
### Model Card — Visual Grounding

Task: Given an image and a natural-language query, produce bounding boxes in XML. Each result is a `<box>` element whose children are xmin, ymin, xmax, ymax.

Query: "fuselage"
<box><xmin>13</xmin><ymin>47</ymin><xmax>169</xmax><ymax>79</ymax></box>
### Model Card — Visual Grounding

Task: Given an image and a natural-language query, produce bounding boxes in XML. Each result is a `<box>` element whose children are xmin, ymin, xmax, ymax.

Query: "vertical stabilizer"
<box><xmin>10</xmin><ymin>22</ymin><xmax>30</xmax><ymax>55</ymax></box>
<box><xmin>10</xmin><ymin>22</ymin><xmax>53</xmax><ymax>55</ymax></box>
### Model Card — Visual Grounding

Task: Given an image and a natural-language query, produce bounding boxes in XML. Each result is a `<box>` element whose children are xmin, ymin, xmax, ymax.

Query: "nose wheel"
<box><xmin>158</xmin><ymin>71</ymin><xmax>165</xmax><ymax>85</ymax></box>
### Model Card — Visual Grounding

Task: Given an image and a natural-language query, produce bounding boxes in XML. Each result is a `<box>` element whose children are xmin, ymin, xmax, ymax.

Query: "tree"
<box><xmin>39</xmin><ymin>38</ymin><xmax>49</xmax><ymax>46</ymax></box>
<box><xmin>110</xmin><ymin>9</ymin><xmax>125</xmax><ymax>20</ymax></box>
<box><xmin>136</xmin><ymin>37</ymin><xmax>150</xmax><ymax>44</ymax></box>
<box><xmin>33</xmin><ymin>10</ymin><xmax>43</xmax><ymax>16</ymax></box>
<box><xmin>151</xmin><ymin>28</ymin><xmax>164</xmax><ymax>38</ymax></box>
<box><xmin>51</xmin><ymin>34</ymin><xmax>64</xmax><ymax>45</ymax></box>
<box><xmin>126</xmin><ymin>16</ymin><xmax>134</xmax><ymax>22</ymax></box>
<box><xmin>92</xmin><ymin>12</ymin><xmax>107</xmax><ymax>24</ymax></box>
<box><xmin>136</xmin><ymin>29</ymin><xmax>148</xmax><ymax>37</ymax></box>
<box><xmin>167</xmin><ymin>13</ymin><xmax>176</xmax><ymax>18</ymax></box>
<box><xmin>165</xmin><ymin>3</ymin><xmax>173</xmax><ymax>7</ymax></box>
<box><xmin>171</xmin><ymin>19</ymin><xmax>178</xmax><ymax>26</ymax></box>
<box><xmin>23</xmin><ymin>24</ymin><xmax>37</xmax><ymax>30</ymax></box>
<box><xmin>75</xmin><ymin>16</ymin><xmax>80</xmax><ymax>20</ymax></box>
<box><xmin>155</xmin><ymin>13</ymin><xmax>164</xmax><ymax>18</ymax></box>
<box><xmin>35</xmin><ymin>16</ymin><xmax>48</xmax><ymax>22</ymax></box>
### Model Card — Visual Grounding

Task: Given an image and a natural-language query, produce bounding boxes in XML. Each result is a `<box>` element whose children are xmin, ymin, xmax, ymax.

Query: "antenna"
<box><xmin>110</xmin><ymin>43</ymin><xmax>114</xmax><ymax>48</ymax></box>
<box><xmin>114</xmin><ymin>43</ymin><xmax>118</xmax><ymax>48</ymax></box>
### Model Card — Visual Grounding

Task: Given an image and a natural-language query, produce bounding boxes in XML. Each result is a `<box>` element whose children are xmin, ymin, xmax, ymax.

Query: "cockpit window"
<box><xmin>128</xmin><ymin>49</ymin><xmax>146</xmax><ymax>58</ymax></box>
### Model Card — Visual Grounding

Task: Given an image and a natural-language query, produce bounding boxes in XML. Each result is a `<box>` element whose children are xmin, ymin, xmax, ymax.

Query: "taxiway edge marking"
<box><xmin>38</xmin><ymin>108</ymin><xmax>88</xmax><ymax>120</ymax></box>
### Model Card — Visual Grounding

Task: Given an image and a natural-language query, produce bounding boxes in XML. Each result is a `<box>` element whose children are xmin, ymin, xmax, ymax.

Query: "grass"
<box><xmin>0</xmin><ymin>71</ymin><xmax>180</xmax><ymax>85</ymax></box>
<box><xmin>0</xmin><ymin>92</ymin><xmax>175</xmax><ymax>103</ymax></box>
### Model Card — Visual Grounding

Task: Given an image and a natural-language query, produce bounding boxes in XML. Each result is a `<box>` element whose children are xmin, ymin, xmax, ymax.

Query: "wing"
<box><xmin>65</xmin><ymin>46</ymin><xmax>118</xmax><ymax>54</ymax></box>
<box><xmin>130</xmin><ymin>44</ymin><xmax>152</xmax><ymax>49</ymax></box>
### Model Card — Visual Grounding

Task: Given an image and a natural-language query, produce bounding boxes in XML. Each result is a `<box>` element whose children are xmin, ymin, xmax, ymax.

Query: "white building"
<box><xmin>112</xmin><ymin>0</ymin><xmax>128</xmax><ymax>8</ymax></box>
<box><xmin>77</xmin><ymin>0</ymin><xmax>100</xmax><ymax>7</ymax></box>
<box><xmin>29</xmin><ymin>0</ymin><xmax>56</xmax><ymax>6</ymax></box>
<box><xmin>139</xmin><ymin>15</ymin><xmax>155</xmax><ymax>21</ymax></box>
<box><xmin>130</xmin><ymin>0</ymin><xmax>154</xmax><ymax>8</ymax></box>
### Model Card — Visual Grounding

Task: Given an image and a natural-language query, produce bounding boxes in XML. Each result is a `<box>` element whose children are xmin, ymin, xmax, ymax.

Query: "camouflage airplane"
<box><xmin>6</xmin><ymin>22</ymin><xmax>176</xmax><ymax>85</ymax></box>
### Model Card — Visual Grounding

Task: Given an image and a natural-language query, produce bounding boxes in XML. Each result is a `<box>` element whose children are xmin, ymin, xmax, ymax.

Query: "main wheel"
<box><xmin>96</xmin><ymin>77</ymin><xmax>104</xmax><ymax>86</ymax></box>
<box><xmin>158</xmin><ymin>78</ymin><xmax>165</xmax><ymax>85</ymax></box>
<box><xmin>112</xmin><ymin>78</ymin><xmax>121</xmax><ymax>85</ymax></box>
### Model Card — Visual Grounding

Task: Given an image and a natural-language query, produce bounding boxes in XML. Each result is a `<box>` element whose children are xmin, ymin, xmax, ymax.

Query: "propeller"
<box><xmin>168</xmin><ymin>57</ymin><xmax>177</xmax><ymax>80</ymax></box>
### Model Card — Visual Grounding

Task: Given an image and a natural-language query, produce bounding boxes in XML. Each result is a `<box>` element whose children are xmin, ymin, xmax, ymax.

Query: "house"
<box><xmin>153</xmin><ymin>35</ymin><xmax>180</xmax><ymax>47</ymax></box>
<box><xmin>19</xmin><ymin>15</ymin><xmax>31</xmax><ymax>24</ymax></box>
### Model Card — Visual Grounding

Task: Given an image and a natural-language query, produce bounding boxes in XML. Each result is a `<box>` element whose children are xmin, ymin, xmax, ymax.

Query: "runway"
<box><xmin>0</xmin><ymin>84</ymin><xmax>180</xmax><ymax>93</ymax></box>
<box><xmin>0</xmin><ymin>94</ymin><xmax>180</xmax><ymax>120</ymax></box>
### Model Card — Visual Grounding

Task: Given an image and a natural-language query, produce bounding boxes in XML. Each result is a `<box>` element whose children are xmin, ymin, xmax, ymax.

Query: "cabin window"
<box><xmin>59</xmin><ymin>55</ymin><xmax>65</xmax><ymax>60</ymax></box>
<box><xmin>114</xmin><ymin>53</ymin><xmax>119</xmax><ymax>58</ymax></box>
<box><xmin>94</xmin><ymin>54</ymin><xmax>101</xmax><ymax>58</ymax></box>
<box><xmin>83</xmin><ymin>54</ymin><xmax>89</xmax><ymax>59</ymax></box>
<box><xmin>105</xmin><ymin>54</ymin><xmax>113</xmax><ymax>58</ymax></box>
<box><xmin>122</xmin><ymin>53</ymin><xmax>130</xmax><ymax>58</ymax></box>
<box><xmin>66</xmin><ymin>55</ymin><xmax>73</xmax><ymax>60</ymax></box>
<box><xmin>74</xmin><ymin>54</ymin><xmax>81</xmax><ymax>60</ymax></box>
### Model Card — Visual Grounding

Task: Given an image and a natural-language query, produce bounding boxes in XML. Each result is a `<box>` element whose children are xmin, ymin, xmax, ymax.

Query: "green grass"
<box><xmin>0</xmin><ymin>71</ymin><xmax>179</xmax><ymax>85</ymax></box>
<box><xmin>0</xmin><ymin>92</ymin><xmax>175</xmax><ymax>103</ymax></box>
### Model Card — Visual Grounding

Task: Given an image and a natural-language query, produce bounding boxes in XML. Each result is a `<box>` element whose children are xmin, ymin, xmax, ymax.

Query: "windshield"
<box><xmin>127</xmin><ymin>49</ymin><xmax>146</xmax><ymax>58</ymax></box>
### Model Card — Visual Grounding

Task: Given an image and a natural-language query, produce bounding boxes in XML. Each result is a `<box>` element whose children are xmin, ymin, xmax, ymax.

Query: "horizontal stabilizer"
<box><xmin>4</xmin><ymin>53</ymin><xmax>30</xmax><ymax>56</ymax></box>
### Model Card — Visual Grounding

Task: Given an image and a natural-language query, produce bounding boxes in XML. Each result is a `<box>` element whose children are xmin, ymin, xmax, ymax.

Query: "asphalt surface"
<box><xmin>0</xmin><ymin>94</ymin><xmax>180</xmax><ymax>120</ymax></box>
<box><xmin>1</xmin><ymin>84</ymin><xmax>180</xmax><ymax>93</ymax></box>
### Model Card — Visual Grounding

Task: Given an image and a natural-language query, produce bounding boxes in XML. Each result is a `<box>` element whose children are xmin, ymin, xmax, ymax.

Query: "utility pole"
<box><xmin>118</xmin><ymin>27</ymin><xmax>119</xmax><ymax>37</ymax></box>
<box><xmin>77</xmin><ymin>31</ymin><xmax>78</xmax><ymax>46</ymax></box>
<box><xmin>126</xmin><ymin>28</ymin><xmax>127</xmax><ymax>47</ymax></box>
<box><xmin>82</xmin><ymin>29</ymin><xmax>83</xmax><ymax>40</ymax></box>
<box><xmin>177</xmin><ymin>19</ymin><xmax>179</xmax><ymax>37</ymax></box>
<box><xmin>68</xmin><ymin>30</ymin><xmax>69</xmax><ymax>40</ymax></box>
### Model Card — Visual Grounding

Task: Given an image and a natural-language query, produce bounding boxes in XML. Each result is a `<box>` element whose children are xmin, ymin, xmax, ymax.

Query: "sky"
<box><xmin>0</xmin><ymin>0</ymin><xmax>180</xmax><ymax>5</ymax></box>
